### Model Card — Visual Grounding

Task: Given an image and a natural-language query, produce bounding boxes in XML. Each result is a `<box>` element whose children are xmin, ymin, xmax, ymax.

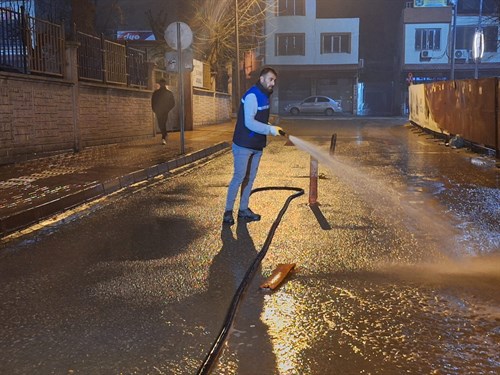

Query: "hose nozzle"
<box><xmin>278</xmin><ymin>129</ymin><xmax>286</xmax><ymax>136</ymax></box>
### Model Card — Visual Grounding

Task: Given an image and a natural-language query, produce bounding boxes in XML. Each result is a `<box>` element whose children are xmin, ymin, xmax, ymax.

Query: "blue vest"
<box><xmin>232</xmin><ymin>84</ymin><xmax>270</xmax><ymax>151</ymax></box>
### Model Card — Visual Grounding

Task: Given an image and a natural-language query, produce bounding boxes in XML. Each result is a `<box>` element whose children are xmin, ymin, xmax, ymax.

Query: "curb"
<box><xmin>409</xmin><ymin>121</ymin><xmax>497</xmax><ymax>157</ymax></box>
<box><xmin>0</xmin><ymin>142</ymin><xmax>230</xmax><ymax>238</ymax></box>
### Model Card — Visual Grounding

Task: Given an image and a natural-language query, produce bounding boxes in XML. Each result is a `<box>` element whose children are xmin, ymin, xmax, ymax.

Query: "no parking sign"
<box><xmin>406</xmin><ymin>72</ymin><xmax>413</xmax><ymax>85</ymax></box>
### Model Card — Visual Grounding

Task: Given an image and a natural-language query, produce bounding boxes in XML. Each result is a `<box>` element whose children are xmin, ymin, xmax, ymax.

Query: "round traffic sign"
<box><xmin>164</xmin><ymin>22</ymin><xmax>193</xmax><ymax>50</ymax></box>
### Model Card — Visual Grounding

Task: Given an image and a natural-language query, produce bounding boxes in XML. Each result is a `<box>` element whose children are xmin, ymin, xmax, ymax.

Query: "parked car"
<box><xmin>285</xmin><ymin>96</ymin><xmax>342</xmax><ymax>116</ymax></box>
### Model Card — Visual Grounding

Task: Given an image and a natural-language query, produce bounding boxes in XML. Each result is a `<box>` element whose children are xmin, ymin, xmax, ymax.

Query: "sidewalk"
<box><xmin>0</xmin><ymin>122</ymin><xmax>235</xmax><ymax>237</ymax></box>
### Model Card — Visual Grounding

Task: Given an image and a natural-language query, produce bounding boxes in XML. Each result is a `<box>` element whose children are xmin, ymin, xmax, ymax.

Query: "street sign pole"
<box><xmin>235</xmin><ymin>0</ymin><xmax>241</xmax><ymax>102</ymax></box>
<box><xmin>450</xmin><ymin>0</ymin><xmax>458</xmax><ymax>80</ymax></box>
<box><xmin>165</xmin><ymin>22</ymin><xmax>192</xmax><ymax>155</ymax></box>
<box><xmin>177</xmin><ymin>22</ymin><xmax>185</xmax><ymax>154</ymax></box>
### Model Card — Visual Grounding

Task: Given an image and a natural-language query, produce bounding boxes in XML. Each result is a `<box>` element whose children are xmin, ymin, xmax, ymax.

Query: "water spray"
<box><xmin>278</xmin><ymin>128</ymin><xmax>338</xmax><ymax>206</ymax></box>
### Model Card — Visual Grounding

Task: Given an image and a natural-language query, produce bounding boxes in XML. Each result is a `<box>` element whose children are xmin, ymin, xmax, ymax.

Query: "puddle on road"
<box><xmin>260</xmin><ymin>272</ymin><xmax>500</xmax><ymax>375</ymax></box>
<box><xmin>239</xmin><ymin>136</ymin><xmax>500</xmax><ymax>374</ymax></box>
<box><xmin>288</xmin><ymin>135</ymin><xmax>499</xmax><ymax>257</ymax></box>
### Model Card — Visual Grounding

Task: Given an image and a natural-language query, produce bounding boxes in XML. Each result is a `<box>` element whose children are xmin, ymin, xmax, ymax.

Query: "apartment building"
<box><xmin>399</xmin><ymin>0</ymin><xmax>500</xmax><ymax>112</ymax></box>
<box><xmin>264</xmin><ymin>0</ymin><xmax>360</xmax><ymax>114</ymax></box>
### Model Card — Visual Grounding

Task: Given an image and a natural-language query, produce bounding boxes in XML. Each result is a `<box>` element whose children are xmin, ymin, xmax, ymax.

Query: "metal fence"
<box><xmin>76</xmin><ymin>30</ymin><xmax>148</xmax><ymax>87</ymax></box>
<box><xmin>0</xmin><ymin>6</ymin><xmax>64</xmax><ymax>76</ymax></box>
<box><xmin>127</xmin><ymin>47</ymin><xmax>147</xmax><ymax>87</ymax></box>
<box><xmin>75</xmin><ymin>31</ymin><xmax>102</xmax><ymax>82</ymax></box>
<box><xmin>1</xmin><ymin>6</ymin><xmax>148</xmax><ymax>88</ymax></box>
<box><xmin>27</xmin><ymin>12</ymin><xmax>65</xmax><ymax>75</ymax></box>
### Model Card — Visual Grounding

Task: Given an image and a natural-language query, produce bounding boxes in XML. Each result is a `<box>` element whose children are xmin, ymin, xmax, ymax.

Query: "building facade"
<box><xmin>399</xmin><ymin>0</ymin><xmax>500</xmax><ymax>113</ymax></box>
<box><xmin>264</xmin><ymin>0</ymin><xmax>360</xmax><ymax>114</ymax></box>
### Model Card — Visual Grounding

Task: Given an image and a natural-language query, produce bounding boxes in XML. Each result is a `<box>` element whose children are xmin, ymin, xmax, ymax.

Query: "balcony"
<box><xmin>403</xmin><ymin>6</ymin><xmax>452</xmax><ymax>23</ymax></box>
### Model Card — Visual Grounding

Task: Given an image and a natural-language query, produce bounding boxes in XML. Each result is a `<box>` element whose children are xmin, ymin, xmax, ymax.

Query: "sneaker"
<box><xmin>223</xmin><ymin>210</ymin><xmax>234</xmax><ymax>225</ymax></box>
<box><xmin>238</xmin><ymin>208</ymin><xmax>261</xmax><ymax>222</ymax></box>
<box><xmin>162</xmin><ymin>138</ymin><xmax>167</xmax><ymax>145</ymax></box>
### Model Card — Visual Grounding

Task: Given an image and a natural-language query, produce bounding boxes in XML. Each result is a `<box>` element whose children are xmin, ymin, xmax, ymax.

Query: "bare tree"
<box><xmin>189</xmin><ymin>0</ymin><xmax>268</xmax><ymax>91</ymax></box>
<box><xmin>144</xmin><ymin>2</ymin><xmax>194</xmax><ymax>67</ymax></box>
<box><xmin>95</xmin><ymin>0</ymin><xmax>124</xmax><ymax>37</ymax></box>
<box><xmin>30</xmin><ymin>0</ymin><xmax>122</xmax><ymax>37</ymax></box>
<box><xmin>145</xmin><ymin>8</ymin><xmax>169</xmax><ymax>42</ymax></box>
<box><xmin>70</xmin><ymin>0</ymin><xmax>96</xmax><ymax>33</ymax></box>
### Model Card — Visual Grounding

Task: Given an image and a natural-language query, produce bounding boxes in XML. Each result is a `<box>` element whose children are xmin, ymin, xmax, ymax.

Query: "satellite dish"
<box><xmin>164</xmin><ymin>22</ymin><xmax>193</xmax><ymax>50</ymax></box>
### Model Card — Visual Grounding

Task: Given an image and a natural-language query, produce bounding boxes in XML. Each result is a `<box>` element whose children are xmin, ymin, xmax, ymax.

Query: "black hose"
<box><xmin>197</xmin><ymin>186</ymin><xmax>304</xmax><ymax>375</ymax></box>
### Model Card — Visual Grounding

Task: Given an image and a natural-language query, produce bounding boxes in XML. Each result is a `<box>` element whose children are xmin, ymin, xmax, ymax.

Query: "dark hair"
<box><xmin>259</xmin><ymin>67</ymin><xmax>277</xmax><ymax>77</ymax></box>
<box><xmin>158</xmin><ymin>78</ymin><xmax>167</xmax><ymax>85</ymax></box>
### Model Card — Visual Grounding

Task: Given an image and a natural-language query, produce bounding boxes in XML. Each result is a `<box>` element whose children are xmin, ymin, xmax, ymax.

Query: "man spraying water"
<box><xmin>223</xmin><ymin>67</ymin><xmax>284</xmax><ymax>225</ymax></box>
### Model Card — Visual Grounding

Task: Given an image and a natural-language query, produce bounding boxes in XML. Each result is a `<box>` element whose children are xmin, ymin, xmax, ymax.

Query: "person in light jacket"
<box><xmin>223</xmin><ymin>67</ymin><xmax>283</xmax><ymax>225</ymax></box>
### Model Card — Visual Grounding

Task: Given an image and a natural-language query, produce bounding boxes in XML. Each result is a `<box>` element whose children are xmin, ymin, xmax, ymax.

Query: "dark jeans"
<box><xmin>156</xmin><ymin>113</ymin><xmax>169</xmax><ymax>139</ymax></box>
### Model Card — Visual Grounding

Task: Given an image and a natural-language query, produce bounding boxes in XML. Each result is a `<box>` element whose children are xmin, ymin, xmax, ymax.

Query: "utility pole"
<box><xmin>450</xmin><ymin>0</ymin><xmax>458</xmax><ymax>80</ymax></box>
<box><xmin>474</xmin><ymin>0</ymin><xmax>484</xmax><ymax>79</ymax></box>
<box><xmin>235</xmin><ymin>0</ymin><xmax>241</xmax><ymax>104</ymax></box>
<box><xmin>176</xmin><ymin>22</ymin><xmax>185</xmax><ymax>154</ymax></box>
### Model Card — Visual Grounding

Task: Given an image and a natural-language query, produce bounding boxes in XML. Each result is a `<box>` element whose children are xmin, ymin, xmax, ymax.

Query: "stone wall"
<box><xmin>0</xmin><ymin>73</ymin><xmax>75</xmax><ymax>163</ymax></box>
<box><xmin>192</xmin><ymin>88</ymin><xmax>232</xmax><ymax>126</ymax></box>
<box><xmin>0</xmin><ymin>71</ymin><xmax>233</xmax><ymax>165</ymax></box>
<box><xmin>78</xmin><ymin>83</ymin><xmax>154</xmax><ymax>147</ymax></box>
<box><xmin>0</xmin><ymin>72</ymin><xmax>155</xmax><ymax>164</ymax></box>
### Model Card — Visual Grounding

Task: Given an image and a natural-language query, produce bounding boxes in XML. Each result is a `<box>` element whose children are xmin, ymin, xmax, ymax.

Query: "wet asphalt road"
<box><xmin>0</xmin><ymin>117</ymin><xmax>499</xmax><ymax>375</ymax></box>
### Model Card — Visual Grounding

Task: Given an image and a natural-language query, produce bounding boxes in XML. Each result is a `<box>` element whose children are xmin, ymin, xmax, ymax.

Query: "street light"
<box><xmin>473</xmin><ymin>0</ymin><xmax>484</xmax><ymax>79</ymax></box>
<box><xmin>450</xmin><ymin>0</ymin><xmax>458</xmax><ymax>80</ymax></box>
<box><xmin>235</xmin><ymin>0</ymin><xmax>241</xmax><ymax>102</ymax></box>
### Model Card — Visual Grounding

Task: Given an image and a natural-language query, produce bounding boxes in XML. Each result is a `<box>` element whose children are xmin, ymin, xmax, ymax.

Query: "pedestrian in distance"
<box><xmin>151</xmin><ymin>78</ymin><xmax>175</xmax><ymax>145</ymax></box>
<box><xmin>223</xmin><ymin>67</ymin><xmax>284</xmax><ymax>225</ymax></box>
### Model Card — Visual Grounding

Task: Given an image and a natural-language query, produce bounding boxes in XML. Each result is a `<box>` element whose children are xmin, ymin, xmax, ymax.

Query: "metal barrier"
<box><xmin>0</xmin><ymin>6</ymin><xmax>28</xmax><ymax>72</ymax></box>
<box><xmin>76</xmin><ymin>30</ymin><xmax>147</xmax><ymax>87</ymax></box>
<box><xmin>0</xmin><ymin>6</ymin><xmax>64</xmax><ymax>76</ymax></box>
<box><xmin>127</xmin><ymin>46</ymin><xmax>147</xmax><ymax>87</ymax></box>
<box><xmin>104</xmin><ymin>39</ymin><xmax>126</xmax><ymax>85</ymax></box>
<box><xmin>28</xmin><ymin>15</ymin><xmax>64</xmax><ymax>76</ymax></box>
<box><xmin>76</xmin><ymin>31</ymin><xmax>103</xmax><ymax>82</ymax></box>
<box><xmin>1</xmin><ymin>6</ymin><xmax>148</xmax><ymax>87</ymax></box>
<box><xmin>329</xmin><ymin>133</ymin><xmax>337</xmax><ymax>155</ymax></box>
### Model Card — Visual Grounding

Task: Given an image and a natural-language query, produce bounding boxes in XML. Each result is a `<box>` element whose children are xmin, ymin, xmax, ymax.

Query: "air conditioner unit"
<box><xmin>420</xmin><ymin>49</ymin><xmax>433</xmax><ymax>62</ymax></box>
<box><xmin>420</xmin><ymin>50</ymin><xmax>433</xmax><ymax>59</ymax></box>
<box><xmin>454</xmin><ymin>49</ymin><xmax>469</xmax><ymax>60</ymax></box>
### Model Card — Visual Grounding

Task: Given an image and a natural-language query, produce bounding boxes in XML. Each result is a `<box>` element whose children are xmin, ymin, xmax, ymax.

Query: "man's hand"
<box><xmin>269</xmin><ymin>126</ymin><xmax>284</xmax><ymax>136</ymax></box>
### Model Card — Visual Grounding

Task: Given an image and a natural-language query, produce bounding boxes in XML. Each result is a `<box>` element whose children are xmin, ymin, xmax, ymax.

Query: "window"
<box><xmin>457</xmin><ymin>0</ymin><xmax>497</xmax><ymax>15</ymax></box>
<box><xmin>456</xmin><ymin>26</ymin><xmax>498</xmax><ymax>52</ymax></box>
<box><xmin>484</xmin><ymin>26</ymin><xmax>499</xmax><ymax>52</ymax></box>
<box><xmin>415</xmin><ymin>28</ymin><xmax>441</xmax><ymax>50</ymax></box>
<box><xmin>321</xmin><ymin>33</ymin><xmax>351</xmax><ymax>54</ymax></box>
<box><xmin>277</xmin><ymin>0</ymin><xmax>305</xmax><ymax>16</ymax></box>
<box><xmin>276</xmin><ymin>33</ymin><xmax>305</xmax><ymax>56</ymax></box>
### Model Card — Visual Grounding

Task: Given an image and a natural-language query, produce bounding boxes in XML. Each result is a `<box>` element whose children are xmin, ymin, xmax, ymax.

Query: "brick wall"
<box><xmin>0</xmin><ymin>72</ymin><xmax>233</xmax><ymax>165</ymax></box>
<box><xmin>0</xmin><ymin>72</ymin><xmax>155</xmax><ymax>164</ymax></box>
<box><xmin>0</xmin><ymin>74</ymin><xmax>75</xmax><ymax>163</ymax></box>
<box><xmin>78</xmin><ymin>83</ymin><xmax>154</xmax><ymax>147</ymax></box>
<box><xmin>193</xmin><ymin>88</ymin><xmax>232</xmax><ymax>126</ymax></box>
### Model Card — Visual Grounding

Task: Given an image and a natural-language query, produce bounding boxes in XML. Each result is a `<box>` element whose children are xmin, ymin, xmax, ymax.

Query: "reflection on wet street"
<box><xmin>216</xmin><ymin>118</ymin><xmax>499</xmax><ymax>374</ymax></box>
<box><xmin>260</xmin><ymin>267</ymin><xmax>499</xmax><ymax>374</ymax></box>
<box><xmin>0</xmin><ymin>118</ymin><xmax>498</xmax><ymax>374</ymax></box>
